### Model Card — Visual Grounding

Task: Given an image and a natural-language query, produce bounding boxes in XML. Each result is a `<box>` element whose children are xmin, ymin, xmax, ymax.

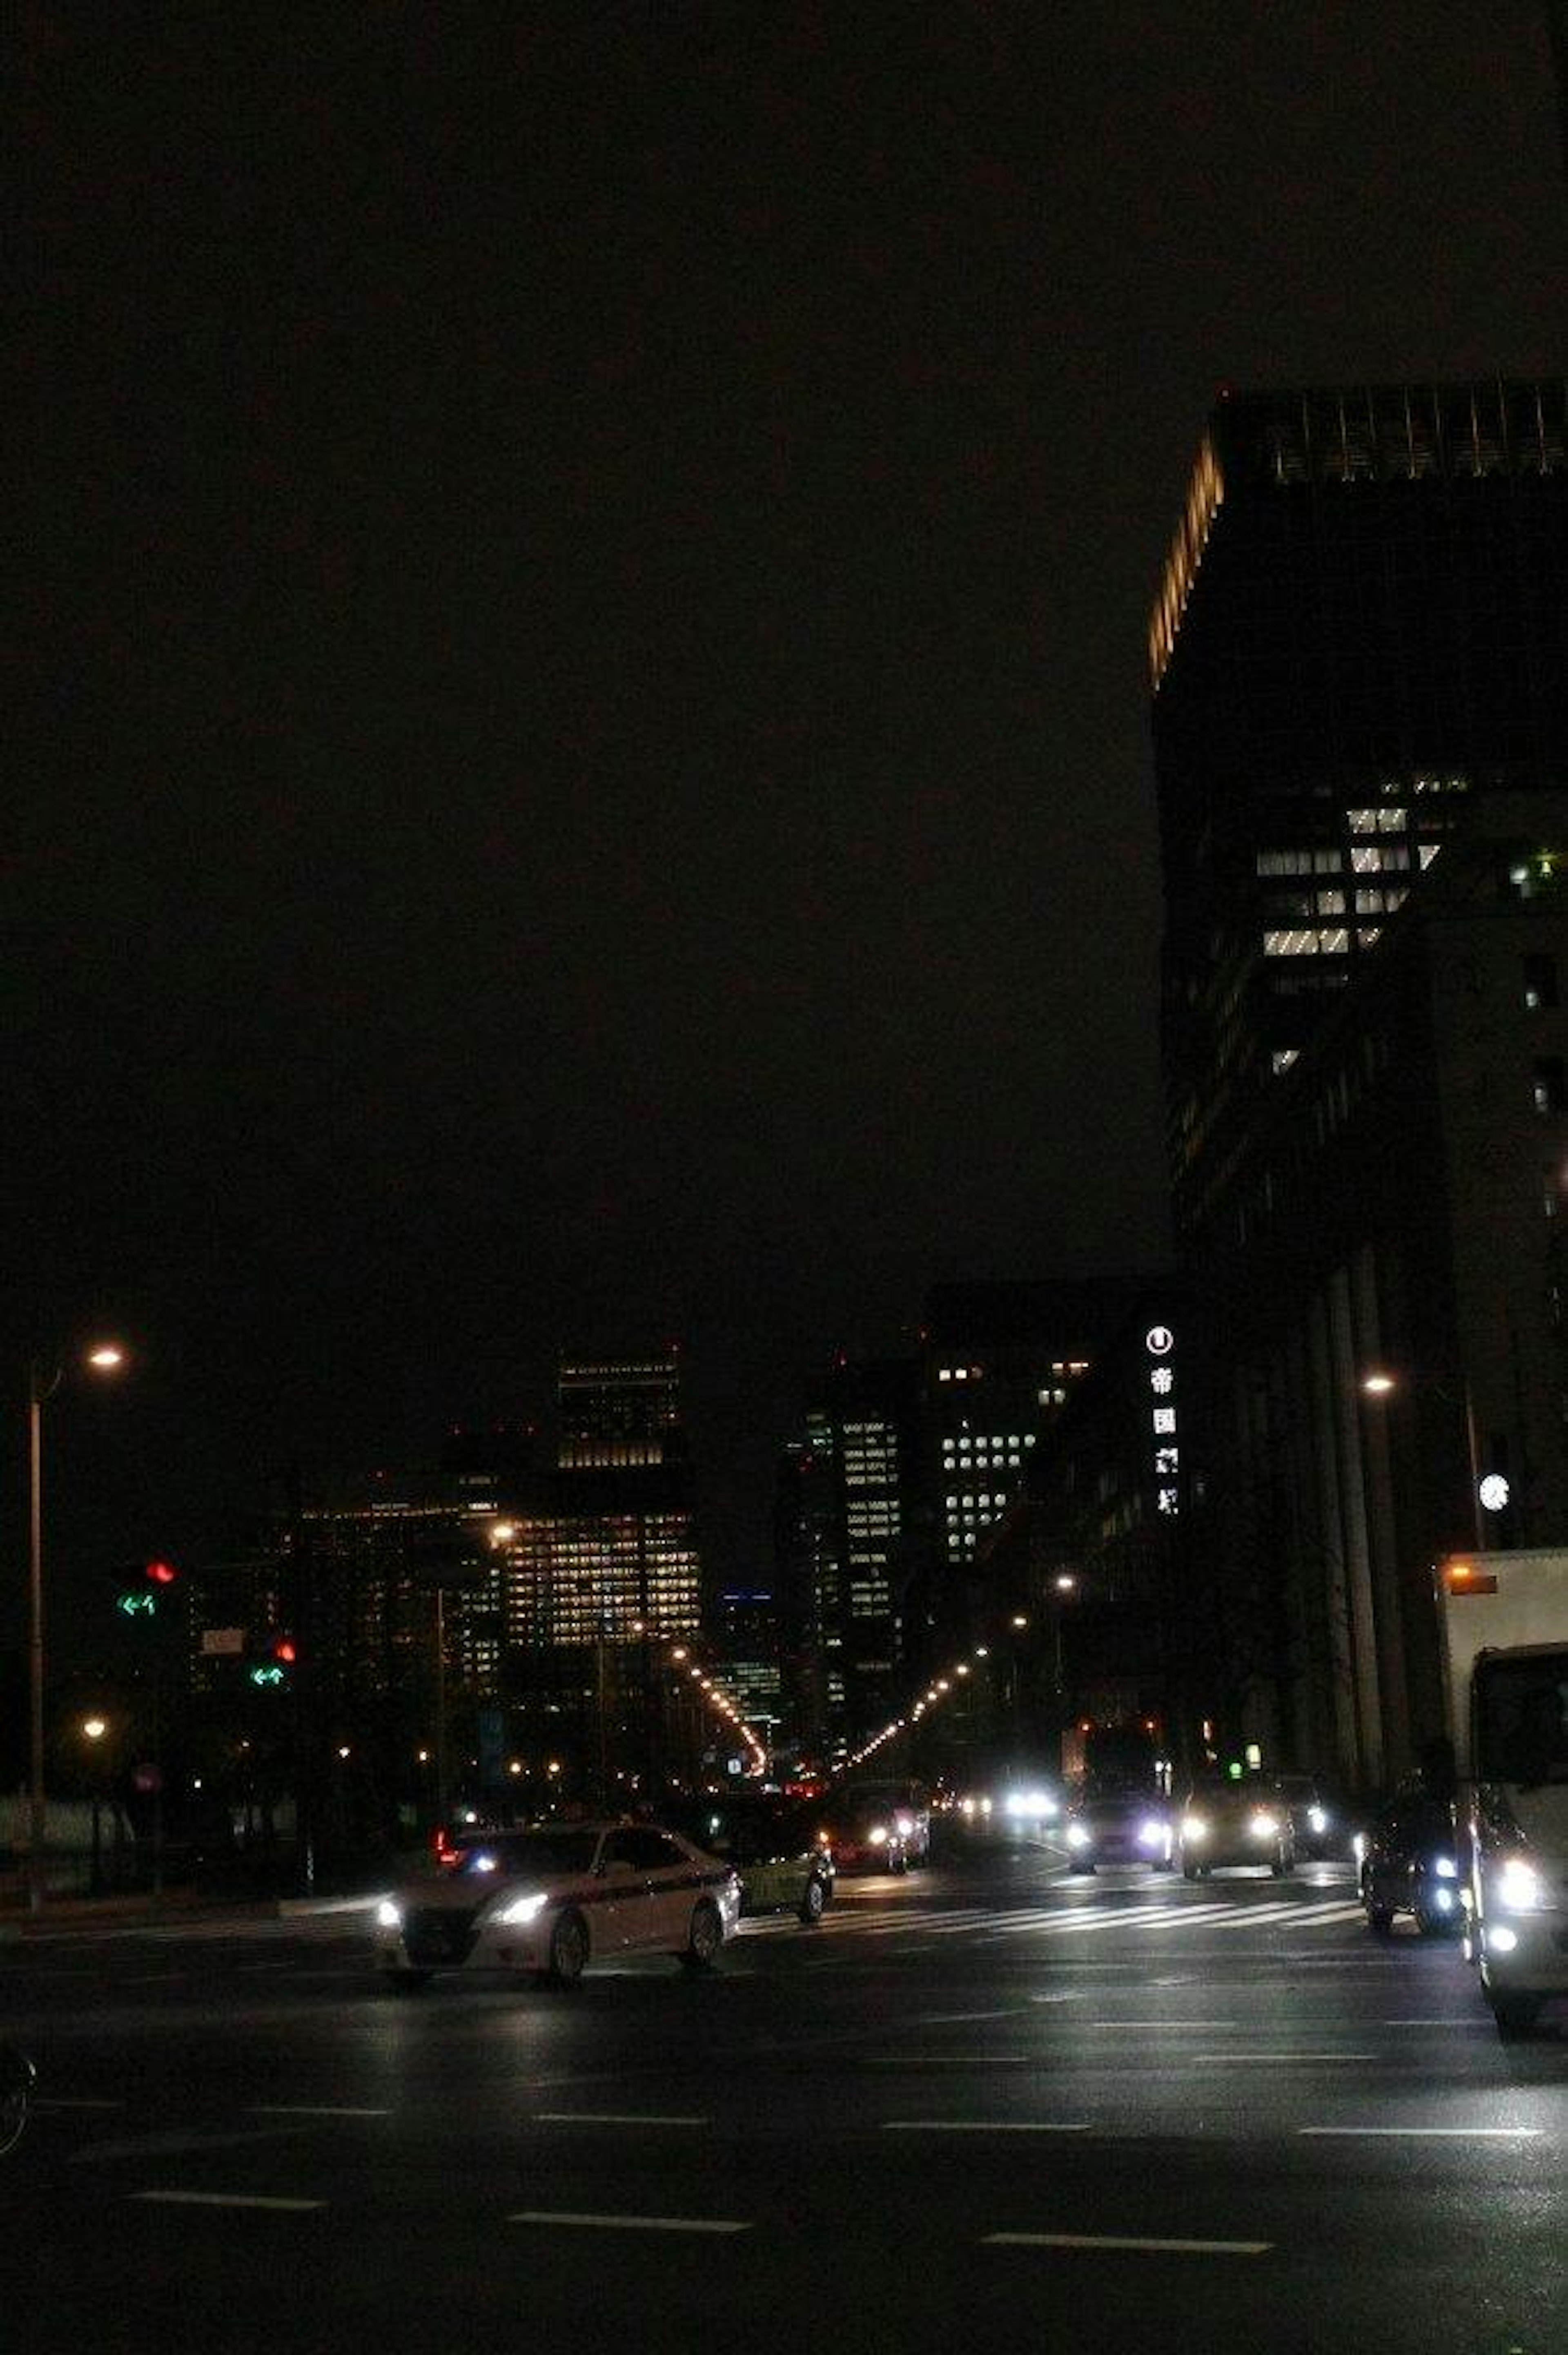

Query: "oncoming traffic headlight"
<box><xmin>1066</xmin><ymin>1822</ymin><xmax>1091</xmax><ymax>1851</ymax></box>
<box><xmin>1248</xmin><ymin>1811</ymin><xmax>1279</xmax><ymax>1840</ymax></box>
<box><xmin>868</xmin><ymin>1825</ymin><xmax>889</xmax><ymax>1847</ymax></box>
<box><xmin>1181</xmin><ymin>1815</ymin><xmax>1209</xmax><ymax>1841</ymax></box>
<box><xmin>376</xmin><ymin>1900</ymin><xmax>402</xmax><ymax>1930</ymax></box>
<box><xmin>1495</xmin><ymin>1856</ymin><xmax>1546</xmax><ymax>1912</ymax></box>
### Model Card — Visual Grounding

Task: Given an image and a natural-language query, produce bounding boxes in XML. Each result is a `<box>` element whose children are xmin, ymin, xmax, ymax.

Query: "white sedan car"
<box><xmin>375</xmin><ymin>1820</ymin><xmax>741</xmax><ymax>1990</ymax></box>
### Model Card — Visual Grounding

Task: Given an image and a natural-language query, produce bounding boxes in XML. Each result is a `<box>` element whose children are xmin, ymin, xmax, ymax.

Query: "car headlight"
<box><xmin>1307</xmin><ymin>1806</ymin><xmax>1328</xmax><ymax>1835</ymax></box>
<box><xmin>1249</xmin><ymin>1811</ymin><xmax>1279</xmax><ymax>1840</ymax></box>
<box><xmin>1432</xmin><ymin>1855</ymin><xmax>1457</xmax><ymax>1880</ymax></box>
<box><xmin>894</xmin><ymin>1815</ymin><xmax>913</xmax><ymax>1837</ymax></box>
<box><xmin>1066</xmin><ymin>1822</ymin><xmax>1091</xmax><ymax>1850</ymax></box>
<box><xmin>494</xmin><ymin>1890</ymin><xmax>549</xmax><ymax>1926</ymax></box>
<box><xmin>1494</xmin><ymin>1857</ymin><xmax>1546</xmax><ymax>1912</ymax></box>
<box><xmin>376</xmin><ymin>1900</ymin><xmax>403</xmax><ymax>1930</ymax></box>
<box><xmin>1181</xmin><ymin>1815</ymin><xmax>1208</xmax><ymax>1841</ymax></box>
<box><xmin>1138</xmin><ymin>1818</ymin><xmax>1165</xmax><ymax>1847</ymax></box>
<box><xmin>868</xmin><ymin>1826</ymin><xmax>888</xmax><ymax>1846</ymax></box>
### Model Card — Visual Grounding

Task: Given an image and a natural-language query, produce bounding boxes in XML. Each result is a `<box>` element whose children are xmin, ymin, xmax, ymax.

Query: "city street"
<box><xmin>3</xmin><ymin>1835</ymin><xmax>1564</xmax><ymax>2355</ymax></box>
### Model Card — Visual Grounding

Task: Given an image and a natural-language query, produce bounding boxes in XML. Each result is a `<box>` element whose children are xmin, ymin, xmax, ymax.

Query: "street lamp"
<box><xmin>26</xmin><ymin>1342</ymin><xmax>127</xmax><ymax>1912</ymax></box>
<box><xmin>1361</xmin><ymin>1365</ymin><xmax>1484</xmax><ymax>1548</ymax></box>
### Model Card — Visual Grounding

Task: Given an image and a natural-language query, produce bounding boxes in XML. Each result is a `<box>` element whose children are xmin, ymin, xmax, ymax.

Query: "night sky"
<box><xmin>11</xmin><ymin>3</ymin><xmax>1564</xmax><ymax>1657</ymax></box>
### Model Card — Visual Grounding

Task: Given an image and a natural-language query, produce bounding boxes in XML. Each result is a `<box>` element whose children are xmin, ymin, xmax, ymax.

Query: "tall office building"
<box><xmin>556</xmin><ymin>1350</ymin><xmax>684</xmax><ymax>1466</ymax></box>
<box><xmin>1151</xmin><ymin>379</ymin><xmax>1566</xmax><ymax>1235</ymax></box>
<box><xmin>776</xmin><ymin>1358</ymin><xmax>919</xmax><ymax>1766</ymax></box>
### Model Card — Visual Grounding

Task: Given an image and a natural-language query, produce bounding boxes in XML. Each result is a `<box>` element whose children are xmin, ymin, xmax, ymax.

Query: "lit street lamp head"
<box><xmin>1362</xmin><ymin>1372</ymin><xmax>1396</xmax><ymax>1396</ymax></box>
<box><xmin>86</xmin><ymin>1344</ymin><xmax>126</xmax><ymax>1372</ymax></box>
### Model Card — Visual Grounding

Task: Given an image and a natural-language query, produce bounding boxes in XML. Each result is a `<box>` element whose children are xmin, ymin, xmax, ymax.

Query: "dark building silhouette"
<box><xmin>1151</xmin><ymin>379</ymin><xmax>1566</xmax><ymax>1238</ymax></box>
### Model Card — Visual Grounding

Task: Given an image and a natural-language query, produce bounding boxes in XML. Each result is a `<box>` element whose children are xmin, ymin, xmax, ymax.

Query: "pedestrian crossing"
<box><xmin>739</xmin><ymin>1890</ymin><xmax>1363</xmax><ymax>1943</ymax></box>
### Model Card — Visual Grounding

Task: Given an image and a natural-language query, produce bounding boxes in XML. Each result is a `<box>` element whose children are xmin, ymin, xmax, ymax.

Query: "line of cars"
<box><xmin>1059</xmin><ymin>1772</ymin><xmax>1340</xmax><ymax>1878</ymax></box>
<box><xmin>374</xmin><ymin>1780</ymin><xmax>928</xmax><ymax>1992</ymax></box>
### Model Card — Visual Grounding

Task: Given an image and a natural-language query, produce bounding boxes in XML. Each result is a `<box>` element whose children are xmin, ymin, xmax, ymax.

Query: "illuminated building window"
<box><xmin>1533</xmin><ymin>1058</ymin><xmax>1567</xmax><ymax>1115</ymax></box>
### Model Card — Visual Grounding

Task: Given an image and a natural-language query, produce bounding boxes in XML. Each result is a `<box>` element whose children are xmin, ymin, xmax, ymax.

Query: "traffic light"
<box><xmin>249</xmin><ymin>1635</ymin><xmax>296</xmax><ymax>1688</ymax></box>
<box><xmin>114</xmin><ymin>1560</ymin><xmax>180</xmax><ymax>1618</ymax></box>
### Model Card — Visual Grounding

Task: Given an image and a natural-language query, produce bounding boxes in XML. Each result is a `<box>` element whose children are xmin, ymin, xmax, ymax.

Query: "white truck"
<box><xmin>1437</xmin><ymin>1550</ymin><xmax>1568</xmax><ymax>2038</ymax></box>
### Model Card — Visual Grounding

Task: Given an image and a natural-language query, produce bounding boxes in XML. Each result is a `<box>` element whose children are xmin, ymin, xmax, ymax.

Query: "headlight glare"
<box><xmin>1181</xmin><ymin>1815</ymin><xmax>1208</xmax><ymax>1841</ymax></box>
<box><xmin>495</xmin><ymin>1891</ymin><xmax>548</xmax><ymax>1926</ymax></box>
<box><xmin>376</xmin><ymin>1899</ymin><xmax>402</xmax><ymax>1929</ymax></box>
<box><xmin>1433</xmin><ymin>1855</ymin><xmax>1457</xmax><ymax>1880</ymax></box>
<box><xmin>1066</xmin><ymin>1822</ymin><xmax>1091</xmax><ymax>1850</ymax></box>
<box><xmin>1495</xmin><ymin>1857</ymin><xmax>1545</xmax><ymax>1911</ymax></box>
<box><xmin>1249</xmin><ymin>1811</ymin><xmax>1279</xmax><ymax>1840</ymax></box>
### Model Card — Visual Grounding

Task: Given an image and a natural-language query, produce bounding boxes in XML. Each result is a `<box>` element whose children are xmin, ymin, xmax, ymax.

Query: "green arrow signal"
<box><xmin>249</xmin><ymin>1664</ymin><xmax>286</xmax><ymax>1688</ymax></box>
<box><xmin>116</xmin><ymin>1591</ymin><xmax>158</xmax><ymax>1618</ymax></box>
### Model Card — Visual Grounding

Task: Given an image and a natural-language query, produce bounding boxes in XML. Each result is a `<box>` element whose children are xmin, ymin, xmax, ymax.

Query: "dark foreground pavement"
<box><xmin>2</xmin><ymin>1841</ymin><xmax>1564</xmax><ymax>2355</ymax></box>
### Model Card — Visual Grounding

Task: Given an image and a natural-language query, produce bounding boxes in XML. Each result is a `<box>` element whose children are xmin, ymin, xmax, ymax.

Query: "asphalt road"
<box><xmin>3</xmin><ymin>1837</ymin><xmax>1564</xmax><ymax>2355</ymax></box>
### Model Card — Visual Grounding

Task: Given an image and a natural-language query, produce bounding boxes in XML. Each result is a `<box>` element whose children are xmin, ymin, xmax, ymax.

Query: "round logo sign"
<box><xmin>1145</xmin><ymin>1326</ymin><xmax>1174</xmax><ymax>1356</ymax></box>
<box><xmin>1478</xmin><ymin>1473</ymin><xmax>1511</xmax><ymax>1514</ymax></box>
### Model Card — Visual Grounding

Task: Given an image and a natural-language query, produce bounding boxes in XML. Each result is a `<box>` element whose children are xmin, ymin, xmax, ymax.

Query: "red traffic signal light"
<box><xmin>273</xmin><ymin>1638</ymin><xmax>296</xmax><ymax>1665</ymax></box>
<box><xmin>145</xmin><ymin>1559</ymin><xmax>178</xmax><ymax>1587</ymax></box>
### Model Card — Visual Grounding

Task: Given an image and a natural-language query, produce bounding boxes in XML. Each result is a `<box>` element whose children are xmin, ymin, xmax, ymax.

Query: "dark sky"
<box><xmin>11</xmin><ymin>1</ymin><xmax>1564</xmax><ymax>1648</ymax></box>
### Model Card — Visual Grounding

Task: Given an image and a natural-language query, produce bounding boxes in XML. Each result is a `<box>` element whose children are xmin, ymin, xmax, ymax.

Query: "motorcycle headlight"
<box><xmin>1249</xmin><ymin>1811</ymin><xmax>1279</xmax><ymax>1840</ymax></box>
<box><xmin>1495</xmin><ymin>1857</ymin><xmax>1545</xmax><ymax>1912</ymax></box>
<box><xmin>495</xmin><ymin>1891</ymin><xmax>548</xmax><ymax>1926</ymax></box>
<box><xmin>1066</xmin><ymin>1822</ymin><xmax>1091</xmax><ymax>1850</ymax></box>
<box><xmin>1432</xmin><ymin>1855</ymin><xmax>1457</xmax><ymax>1880</ymax></box>
<box><xmin>375</xmin><ymin>1899</ymin><xmax>403</xmax><ymax>1930</ymax></box>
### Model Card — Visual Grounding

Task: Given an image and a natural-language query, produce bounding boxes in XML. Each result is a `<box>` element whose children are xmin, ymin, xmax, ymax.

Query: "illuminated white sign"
<box><xmin>1146</xmin><ymin>1327</ymin><xmax>1174</xmax><ymax>1356</ymax></box>
<box><xmin>1148</xmin><ymin>1325</ymin><xmax>1178</xmax><ymax>1515</ymax></box>
<box><xmin>1478</xmin><ymin>1473</ymin><xmax>1511</xmax><ymax>1514</ymax></box>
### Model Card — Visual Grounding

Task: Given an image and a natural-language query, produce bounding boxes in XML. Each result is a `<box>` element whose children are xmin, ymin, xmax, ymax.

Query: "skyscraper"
<box><xmin>556</xmin><ymin>1349</ymin><xmax>684</xmax><ymax>1467</ymax></box>
<box><xmin>1151</xmin><ymin>379</ymin><xmax>1566</xmax><ymax>1235</ymax></box>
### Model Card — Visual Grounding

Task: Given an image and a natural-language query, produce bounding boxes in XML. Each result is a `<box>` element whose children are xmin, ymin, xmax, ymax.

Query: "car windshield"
<box><xmin>1475</xmin><ymin>1653</ymin><xmax>1568</xmax><ymax>1786</ymax></box>
<box><xmin>446</xmin><ymin>1831</ymin><xmax>600</xmax><ymax>1880</ymax></box>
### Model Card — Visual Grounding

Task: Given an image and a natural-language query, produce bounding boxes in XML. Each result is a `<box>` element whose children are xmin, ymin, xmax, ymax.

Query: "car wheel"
<box><xmin>383</xmin><ymin>1969</ymin><xmax>433</xmax><ymax>1993</ymax></box>
<box><xmin>1181</xmin><ymin>1860</ymin><xmax>1200</xmax><ymax>1881</ymax></box>
<box><xmin>798</xmin><ymin>1875</ymin><xmax>828</xmax><ymax>1926</ymax></box>
<box><xmin>682</xmin><ymin>1898</ymin><xmax>723</xmax><ymax>1968</ymax></box>
<box><xmin>891</xmin><ymin>1851</ymin><xmax>909</xmax><ymax>1876</ymax></box>
<box><xmin>1365</xmin><ymin>1902</ymin><xmax>1394</xmax><ymax>1936</ymax></box>
<box><xmin>547</xmin><ymin>1909</ymin><xmax>590</xmax><ymax>1987</ymax></box>
<box><xmin>1489</xmin><ymin>1991</ymin><xmax>1542</xmax><ymax>2041</ymax></box>
<box><xmin>1414</xmin><ymin>1907</ymin><xmax>1454</xmax><ymax>1938</ymax></box>
<box><xmin>1270</xmin><ymin>1848</ymin><xmax>1289</xmax><ymax>1877</ymax></box>
<box><xmin>1068</xmin><ymin>1859</ymin><xmax>1096</xmax><ymax>1875</ymax></box>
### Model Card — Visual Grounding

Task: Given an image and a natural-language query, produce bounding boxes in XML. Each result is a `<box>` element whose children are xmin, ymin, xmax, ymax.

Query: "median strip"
<box><xmin>507</xmin><ymin>2210</ymin><xmax>749</xmax><ymax>2235</ymax></box>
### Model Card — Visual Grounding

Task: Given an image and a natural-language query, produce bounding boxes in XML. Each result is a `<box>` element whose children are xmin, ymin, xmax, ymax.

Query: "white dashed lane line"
<box><xmin>985</xmin><ymin>2232</ymin><xmax>1272</xmax><ymax>2257</ymax></box>
<box><xmin>508</xmin><ymin>2211</ymin><xmax>750</xmax><ymax>2235</ymax></box>
<box><xmin>882</xmin><ymin>2120</ymin><xmax>1089</xmax><ymax>2134</ymax></box>
<box><xmin>1298</xmin><ymin>2125</ymin><xmax>1542</xmax><ymax>2140</ymax></box>
<box><xmin>533</xmin><ymin>2113</ymin><xmax>710</xmax><ymax>2128</ymax></box>
<box><xmin>130</xmin><ymin>2190</ymin><xmax>327</xmax><ymax>2212</ymax></box>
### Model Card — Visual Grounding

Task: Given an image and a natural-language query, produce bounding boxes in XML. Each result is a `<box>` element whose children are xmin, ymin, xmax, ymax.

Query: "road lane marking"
<box><xmin>905</xmin><ymin>2009</ymin><xmax>1029</xmax><ymax>2025</ymax></box>
<box><xmin>534</xmin><ymin>2113</ymin><xmax>709</xmax><ymax>2127</ymax></box>
<box><xmin>1298</xmin><ymin>2126</ymin><xmax>1542</xmax><ymax>2139</ymax></box>
<box><xmin>883</xmin><ymin>2120</ymin><xmax>1089</xmax><ymax>2134</ymax></box>
<box><xmin>863</xmin><ymin>2055</ymin><xmax>1036</xmax><ymax>2066</ymax></box>
<box><xmin>250</xmin><ymin>2105</ymin><xmax>391</xmax><ymax>2118</ymax></box>
<box><xmin>1382</xmin><ymin>2019</ymin><xmax>1491</xmax><ymax>2029</ymax></box>
<box><xmin>1171</xmin><ymin>2052</ymin><xmax>1376</xmax><ymax>2063</ymax></box>
<box><xmin>508</xmin><ymin>2211</ymin><xmax>749</xmax><ymax>2235</ymax></box>
<box><xmin>130</xmin><ymin>2190</ymin><xmax>326</xmax><ymax>2212</ymax></box>
<box><xmin>985</xmin><ymin>2232</ymin><xmax>1271</xmax><ymax>2256</ymax></box>
<box><xmin>34</xmin><ymin>2097</ymin><xmax>125</xmax><ymax>2110</ymax></box>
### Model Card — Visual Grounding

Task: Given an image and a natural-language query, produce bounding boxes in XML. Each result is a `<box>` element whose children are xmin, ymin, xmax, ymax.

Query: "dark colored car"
<box><xmin>1358</xmin><ymin>1795</ymin><xmax>1462</xmax><ymax>1937</ymax></box>
<box><xmin>816</xmin><ymin>1793</ymin><xmax>910</xmax><ymax>1873</ymax></box>
<box><xmin>663</xmin><ymin>1797</ymin><xmax>835</xmax><ymax>1923</ymax></box>
<box><xmin>1176</xmin><ymin>1780</ymin><xmax>1294</xmax><ymax>1877</ymax></box>
<box><xmin>1272</xmin><ymin>1773</ymin><xmax>1345</xmax><ymax>1860</ymax></box>
<box><xmin>1063</xmin><ymin>1789</ymin><xmax>1174</xmax><ymax>1873</ymax></box>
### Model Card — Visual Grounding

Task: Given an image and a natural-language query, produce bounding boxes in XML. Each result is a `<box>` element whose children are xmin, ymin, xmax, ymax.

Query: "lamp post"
<box><xmin>81</xmin><ymin>1716</ymin><xmax>108</xmax><ymax>1895</ymax></box>
<box><xmin>1361</xmin><ymin>1366</ymin><xmax>1484</xmax><ymax>1550</ymax></box>
<box><xmin>26</xmin><ymin>1343</ymin><xmax>126</xmax><ymax>1913</ymax></box>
